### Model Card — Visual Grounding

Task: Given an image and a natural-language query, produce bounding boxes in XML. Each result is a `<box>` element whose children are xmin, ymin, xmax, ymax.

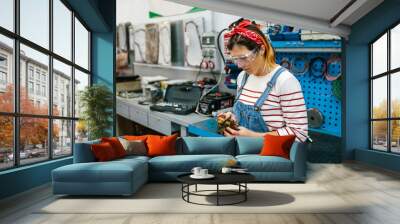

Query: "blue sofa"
<box><xmin>52</xmin><ymin>137</ymin><xmax>306</xmax><ymax>196</ymax></box>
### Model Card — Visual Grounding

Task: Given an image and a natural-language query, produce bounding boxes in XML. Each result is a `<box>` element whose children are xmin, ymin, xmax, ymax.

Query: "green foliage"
<box><xmin>79</xmin><ymin>84</ymin><xmax>113</xmax><ymax>140</ymax></box>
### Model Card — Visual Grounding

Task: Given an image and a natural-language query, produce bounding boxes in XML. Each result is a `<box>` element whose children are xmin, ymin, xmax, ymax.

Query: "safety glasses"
<box><xmin>227</xmin><ymin>49</ymin><xmax>257</xmax><ymax>67</ymax></box>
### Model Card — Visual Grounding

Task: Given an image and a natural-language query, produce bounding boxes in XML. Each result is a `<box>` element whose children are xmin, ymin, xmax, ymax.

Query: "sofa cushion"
<box><xmin>260</xmin><ymin>135</ymin><xmax>296</xmax><ymax>159</ymax></box>
<box><xmin>91</xmin><ymin>142</ymin><xmax>118</xmax><ymax>161</ymax></box>
<box><xmin>147</xmin><ymin>134</ymin><xmax>178</xmax><ymax>157</ymax></box>
<box><xmin>149</xmin><ymin>154</ymin><xmax>235</xmax><ymax>172</ymax></box>
<box><xmin>177</xmin><ymin>137</ymin><xmax>235</xmax><ymax>155</ymax></box>
<box><xmin>73</xmin><ymin>140</ymin><xmax>100</xmax><ymax>163</ymax></box>
<box><xmin>118</xmin><ymin>138</ymin><xmax>147</xmax><ymax>156</ymax></box>
<box><xmin>52</xmin><ymin>159</ymin><xmax>147</xmax><ymax>183</ymax></box>
<box><xmin>114</xmin><ymin>155</ymin><xmax>150</xmax><ymax>164</ymax></box>
<box><xmin>236</xmin><ymin>155</ymin><xmax>293</xmax><ymax>172</ymax></box>
<box><xmin>235</xmin><ymin>137</ymin><xmax>264</xmax><ymax>155</ymax></box>
<box><xmin>101</xmin><ymin>137</ymin><xmax>127</xmax><ymax>158</ymax></box>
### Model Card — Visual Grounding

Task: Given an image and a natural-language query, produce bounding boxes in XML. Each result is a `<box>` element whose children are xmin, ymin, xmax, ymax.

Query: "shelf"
<box><xmin>133</xmin><ymin>62</ymin><xmax>221</xmax><ymax>79</ymax></box>
<box><xmin>272</xmin><ymin>40</ymin><xmax>342</xmax><ymax>53</ymax></box>
<box><xmin>134</xmin><ymin>62</ymin><xmax>202</xmax><ymax>72</ymax></box>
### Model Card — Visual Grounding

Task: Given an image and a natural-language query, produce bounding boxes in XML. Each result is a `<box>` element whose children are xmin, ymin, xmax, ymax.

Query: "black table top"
<box><xmin>177</xmin><ymin>172</ymin><xmax>255</xmax><ymax>185</ymax></box>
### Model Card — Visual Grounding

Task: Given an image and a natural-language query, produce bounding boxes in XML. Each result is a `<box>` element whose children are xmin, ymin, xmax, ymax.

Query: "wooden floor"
<box><xmin>1</xmin><ymin>162</ymin><xmax>400</xmax><ymax>224</ymax></box>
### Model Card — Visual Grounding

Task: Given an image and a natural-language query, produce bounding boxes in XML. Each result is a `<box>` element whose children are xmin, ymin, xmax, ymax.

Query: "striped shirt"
<box><xmin>237</xmin><ymin>66</ymin><xmax>308</xmax><ymax>142</ymax></box>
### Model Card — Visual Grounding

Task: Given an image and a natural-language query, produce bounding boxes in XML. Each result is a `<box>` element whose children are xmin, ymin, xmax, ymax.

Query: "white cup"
<box><xmin>200</xmin><ymin>169</ymin><xmax>208</xmax><ymax>176</ymax></box>
<box><xmin>191</xmin><ymin>167</ymin><xmax>202</xmax><ymax>176</ymax></box>
<box><xmin>221</xmin><ymin>167</ymin><xmax>232</xmax><ymax>174</ymax></box>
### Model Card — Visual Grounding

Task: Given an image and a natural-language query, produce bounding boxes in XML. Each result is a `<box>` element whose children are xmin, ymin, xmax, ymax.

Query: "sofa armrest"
<box><xmin>73</xmin><ymin>140</ymin><xmax>100</xmax><ymax>163</ymax></box>
<box><xmin>289</xmin><ymin>141</ymin><xmax>307</xmax><ymax>181</ymax></box>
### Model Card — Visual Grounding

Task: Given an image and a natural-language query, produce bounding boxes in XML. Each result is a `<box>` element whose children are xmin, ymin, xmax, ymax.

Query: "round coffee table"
<box><xmin>177</xmin><ymin>173</ymin><xmax>255</xmax><ymax>206</ymax></box>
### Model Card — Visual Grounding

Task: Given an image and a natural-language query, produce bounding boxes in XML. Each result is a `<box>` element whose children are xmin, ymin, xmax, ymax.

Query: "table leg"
<box><xmin>187</xmin><ymin>184</ymin><xmax>190</xmax><ymax>202</ymax></box>
<box><xmin>217</xmin><ymin>184</ymin><xmax>219</xmax><ymax>206</ymax></box>
<box><xmin>245</xmin><ymin>183</ymin><xmax>247</xmax><ymax>201</ymax></box>
<box><xmin>195</xmin><ymin>184</ymin><xmax>198</xmax><ymax>192</ymax></box>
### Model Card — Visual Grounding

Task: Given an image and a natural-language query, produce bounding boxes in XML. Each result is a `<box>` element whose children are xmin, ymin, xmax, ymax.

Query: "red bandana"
<box><xmin>225</xmin><ymin>20</ymin><xmax>266</xmax><ymax>47</ymax></box>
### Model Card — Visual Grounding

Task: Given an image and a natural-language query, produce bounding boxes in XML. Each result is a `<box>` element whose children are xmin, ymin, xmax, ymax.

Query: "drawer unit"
<box><xmin>129</xmin><ymin>106</ymin><xmax>148</xmax><ymax>126</ymax></box>
<box><xmin>116</xmin><ymin>101</ymin><xmax>130</xmax><ymax>119</ymax></box>
<box><xmin>148</xmin><ymin>114</ymin><xmax>172</xmax><ymax>135</ymax></box>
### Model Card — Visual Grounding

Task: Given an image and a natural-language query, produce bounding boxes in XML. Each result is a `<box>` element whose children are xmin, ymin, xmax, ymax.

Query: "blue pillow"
<box><xmin>178</xmin><ymin>137</ymin><xmax>235</xmax><ymax>155</ymax></box>
<box><xmin>235</xmin><ymin>137</ymin><xmax>264</xmax><ymax>155</ymax></box>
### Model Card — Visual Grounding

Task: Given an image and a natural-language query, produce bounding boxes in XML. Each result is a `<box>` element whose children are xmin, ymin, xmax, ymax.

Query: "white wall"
<box><xmin>117</xmin><ymin>0</ymin><xmax>150</xmax><ymax>25</ymax></box>
<box><xmin>116</xmin><ymin>0</ymin><xmax>240</xmax><ymax>94</ymax></box>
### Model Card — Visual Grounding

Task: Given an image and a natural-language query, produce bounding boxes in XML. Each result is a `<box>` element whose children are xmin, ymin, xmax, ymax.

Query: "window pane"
<box><xmin>74</xmin><ymin>69</ymin><xmax>89</xmax><ymax>118</ymax></box>
<box><xmin>0</xmin><ymin>116</ymin><xmax>13</xmax><ymax>170</ymax></box>
<box><xmin>391</xmin><ymin>24</ymin><xmax>400</xmax><ymax>70</ymax></box>
<box><xmin>372</xmin><ymin>33</ymin><xmax>387</xmax><ymax>76</ymax></box>
<box><xmin>20</xmin><ymin>0</ymin><xmax>49</xmax><ymax>49</ymax></box>
<box><xmin>20</xmin><ymin>117</ymin><xmax>49</xmax><ymax>165</ymax></box>
<box><xmin>53</xmin><ymin>59</ymin><xmax>72</xmax><ymax>117</ymax></box>
<box><xmin>53</xmin><ymin>119</ymin><xmax>72</xmax><ymax>158</ymax></box>
<box><xmin>391</xmin><ymin>72</ymin><xmax>400</xmax><ymax>118</ymax></box>
<box><xmin>75</xmin><ymin>120</ymin><xmax>88</xmax><ymax>143</ymax></box>
<box><xmin>372</xmin><ymin>121</ymin><xmax>388</xmax><ymax>151</ymax></box>
<box><xmin>391</xmin><ymin>120</ymin><xmax>400</xmax><ymax>153</ymax></box>
<box><xmin>20</xmin><ymin>44</ymin><xmax>49</xmax><ymax>115</ymax></box>
<box><xmin>75</xmin><ymin>18</ymin><xmax>89</xmax><ymax>70</ymax></box>
<box><xmin>53</xmin><ymin>0</ymin><xmax>72</xmax><ymax>60</ymax></box>
<box><xmin>0</xmin><ymin>0</ymin><xmax>13</xmax><ymax>31</ymax></box>
<box><xmin>372</xmin><ymin>77</ymin><xmax>387</xmax><ymax>119</ymax></box>
<box><xmin>0</xmin><ymin>35</ymin><xmax>14</xmax><ymax>112</ymax></box>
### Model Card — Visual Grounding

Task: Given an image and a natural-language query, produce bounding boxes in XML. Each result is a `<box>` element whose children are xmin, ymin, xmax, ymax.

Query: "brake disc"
<box><xmin>307</xmin><ymin>108</ymin><xmax>324</xmax><ymax>128</ymax></box>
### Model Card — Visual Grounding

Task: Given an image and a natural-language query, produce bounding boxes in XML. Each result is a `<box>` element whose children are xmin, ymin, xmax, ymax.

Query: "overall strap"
<box><xmin>234</xmin><ymin>72</ymin><xmax>250</xmax><ymax>102</ymax></box>
<box><xmin>254</xmin><ymin>66</ymin><xmax>286</xmax><ymax>111</ymax></box>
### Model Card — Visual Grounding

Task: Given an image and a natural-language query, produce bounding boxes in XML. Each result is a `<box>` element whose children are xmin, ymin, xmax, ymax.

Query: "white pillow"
<box><xmin>118</xmin><ymin>137</ymin><xmax>147</xmax><ymax>156</ymax></box>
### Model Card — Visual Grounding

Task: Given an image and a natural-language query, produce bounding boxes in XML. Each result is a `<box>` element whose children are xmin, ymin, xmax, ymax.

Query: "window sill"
<box><xmin>0</xmin><ymin>156</ymin><xmax>72</xmax><ymax>175</ymax></box>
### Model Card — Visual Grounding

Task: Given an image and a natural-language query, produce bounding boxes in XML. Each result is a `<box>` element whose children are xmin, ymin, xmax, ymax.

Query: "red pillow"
<box><xmin>123</xmin><ymin>135</ymin><xmax>149</xmax><ymax>141</ymax></box>
<box><xmin>260</xmin><ymin>135</ymin><xmax>296</xmax><ymax>159</ymax></box>
<box><xmin>101</xmin><ymin>137</ymin><xmax>126</xmax><ymax>158</ymax></box>
<box><xmin>91</xmin><ymin>142</ymin><xmax>117</xmax><ymax>161</ymax></box>
<box><xmin>146</xmin><ymin>134</ymin><xmax>178</xmax><ymax>157</ymax></box>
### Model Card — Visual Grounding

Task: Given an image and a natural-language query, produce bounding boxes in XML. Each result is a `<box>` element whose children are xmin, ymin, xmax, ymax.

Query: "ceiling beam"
<box><xmin>166</xmin><ymin>0</ymin><xmax>351</xmax><ymax>38</ymax></box>
<box><xmin>330</xmin><ymin>0</ymin><xmax>368</xmax><ymax>28</ymax></box>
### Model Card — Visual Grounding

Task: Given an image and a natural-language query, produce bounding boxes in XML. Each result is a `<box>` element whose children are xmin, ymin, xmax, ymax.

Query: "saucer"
<box><xmin>190</xmin><ymin>174</ymin><xmax>215</xmax><ymax>179</ymax></box>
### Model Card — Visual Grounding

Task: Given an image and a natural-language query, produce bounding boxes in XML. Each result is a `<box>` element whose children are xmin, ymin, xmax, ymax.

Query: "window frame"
<box><xmin>0</xmin><ymin>0</ymin><xmax>92</xmax><ymax>171</ymax></box>
<box><xmin>370</xmin><ymin>19</ymin><xmax>400</xmax><ymax>154</ymax></box>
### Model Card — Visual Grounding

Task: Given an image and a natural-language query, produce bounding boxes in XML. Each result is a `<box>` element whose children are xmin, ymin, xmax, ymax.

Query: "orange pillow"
<box><xmin>260</xmin><ymin>135</ymin><xmax>296</xmax><ymax>159</ymax></box>
<box><xmin>146</xmin><ymin>134</ymin><xmax>178</xmax><ymax>157</ymax></box>
<box><xmin>123</xmin><ymin>135</ymin><xmax>149</xmax><ymax>141</ymax></box>
<box><xmin>91</xmin><ymin>142</ymin><xmax>117</xmax><ymax>161</ymax></box>
<box><xmin>101</xmin><ymin>137</ymin><xmax>126</xmax><ymax>158</ymax></box>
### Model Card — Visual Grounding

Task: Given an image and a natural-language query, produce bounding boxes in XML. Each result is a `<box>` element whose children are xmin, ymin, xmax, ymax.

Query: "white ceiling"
<box><xmin>166</xmin><ymin>0</ymin><xmax>384</xmax><ymax>38</ymax></box>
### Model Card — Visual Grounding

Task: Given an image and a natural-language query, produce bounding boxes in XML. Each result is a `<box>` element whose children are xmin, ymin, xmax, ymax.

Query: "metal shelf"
<box><xmin>133</xmin><ymin>62</ymin><xmax>202</xmax><ymax>72</ymax></box>
<box><xmin>272</xmin><ymin>40</ymin><xmax>342</xmax><ymax>53</ymax></box>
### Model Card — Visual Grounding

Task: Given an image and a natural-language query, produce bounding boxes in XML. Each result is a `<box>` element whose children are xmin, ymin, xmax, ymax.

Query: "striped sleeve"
<box><xmin>275</xmin><ymin>74</ymin><xmax>309</xmax><ymax>142</ymax></box>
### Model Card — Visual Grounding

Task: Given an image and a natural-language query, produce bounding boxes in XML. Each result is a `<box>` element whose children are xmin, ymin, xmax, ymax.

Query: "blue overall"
<box><xmin>233</xmin><ymin>66</ymin><xmax>286</xmax><ymax>133</ymax></box>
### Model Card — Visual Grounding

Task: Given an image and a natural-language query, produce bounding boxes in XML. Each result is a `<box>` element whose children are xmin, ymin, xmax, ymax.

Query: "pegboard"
<box><xmin>276</xmin><ymin>52</ymin><xmax>342</xmax><ymax>137</ymax></box>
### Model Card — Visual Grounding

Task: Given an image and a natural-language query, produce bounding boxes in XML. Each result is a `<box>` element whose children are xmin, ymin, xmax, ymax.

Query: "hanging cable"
<box><xmin>217</xmin><ymin>28</ymin><xmax>228</xmax><ymax>65</ymax></box>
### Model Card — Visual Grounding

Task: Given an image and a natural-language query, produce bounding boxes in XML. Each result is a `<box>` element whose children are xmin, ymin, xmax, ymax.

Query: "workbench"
<box><xmin>117</xmin><ymin>96</ymin><xmax>218</xmax><ymax>136</ymax></box>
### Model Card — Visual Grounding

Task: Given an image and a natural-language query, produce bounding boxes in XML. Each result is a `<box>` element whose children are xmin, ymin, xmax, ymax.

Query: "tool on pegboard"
<box><xmin>309</xmin><ymin>56</ymin><xmax>327</xmax><ymax>78</ymax></box>
<box><xmin>291</xmin><ymin>56</ymin><xmax>309</xmax><ymax>75</ymax></box>
<box><xmin>307</xmin><ymin>108</ymin><xmax>324</xmax><ymax>129</ymax></box>
<box><xmin>325</xmin><ymin>55</ymin><xmax>342</xmax><ymax>81</ymax></box>
<box><xmin>279</xmin><ymin>57</ymin><xmax>292</xmax><ymax>70</ymax></box>
<box><xmin>332</xmin><ymin>78</ymin><xmax>342</xmax><ymax>100</ymax></box>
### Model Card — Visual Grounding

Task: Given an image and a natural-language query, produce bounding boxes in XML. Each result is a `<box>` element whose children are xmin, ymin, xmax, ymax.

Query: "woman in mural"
<box><xmin>221</xmin><ymin>18</ymin><xmax>309</xmax><ymax>142</ymax></box>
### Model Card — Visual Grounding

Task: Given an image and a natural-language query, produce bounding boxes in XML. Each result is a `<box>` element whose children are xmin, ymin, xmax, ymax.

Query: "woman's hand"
<box><xmin>224</xmin><ymin>126</ymin><xmax>278</xmax><ymax>137</ymax></box>
<box><xmin>224</xmin><ymin>126</ymin><xmax>259</xmax><ymax>137</ymax></box>
<box><xmin>217</xmin><ymin>111</ymin><xmax>236</xmax><ymax>122</ymax></box>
